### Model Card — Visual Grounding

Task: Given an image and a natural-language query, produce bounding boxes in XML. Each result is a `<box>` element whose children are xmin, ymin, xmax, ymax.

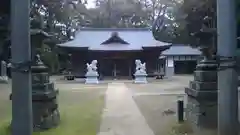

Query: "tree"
<box><xmin>0</xmin><ymin>0</ymin><xmax>88</xmax><ymax>72</ymax></box>
<box><xmin>152</xmin><ymin>0</ymin><xmax>217</xmax><ymax>46</ymax></box>
<box><xmin>86</xmin><ymin>0</ymin><xmax>147</xmax><ymax>27</ymax></box>
<box><xmin>0</xmin><ymin>0</ymin><xmax>10</xmax><ymax>61</ymax></box>
<box><xmin>85</xmin><ymin>0</ymin><xmax>180</xmax><ymax>28</ymax></box>
<box><xmin>151</xmin><ymin>0</ymin><xmax>185</xmax><ymax>43</ymax></box>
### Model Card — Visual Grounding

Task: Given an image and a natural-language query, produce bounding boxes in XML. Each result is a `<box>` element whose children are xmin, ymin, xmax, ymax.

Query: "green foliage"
<box><xmin>39</xmin><ymin>44</ymin><xmax>59</xmax><ymax>73</ymax></box>
<box><xmin>171</xmin><ymin>0</ymin><xmax>216</xmax><ymax>46</ymax></box>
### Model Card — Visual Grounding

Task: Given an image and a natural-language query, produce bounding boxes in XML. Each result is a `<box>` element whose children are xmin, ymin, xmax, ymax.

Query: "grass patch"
<box><xmin>0</xmin><ymin>89</ymin><xmax>106</xmax><ymax>135</ymax></box>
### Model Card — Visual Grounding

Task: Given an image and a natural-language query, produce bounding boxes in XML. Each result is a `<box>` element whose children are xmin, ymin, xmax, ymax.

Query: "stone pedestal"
<box><xmin>0</xmin><ymin>76</ymin><xmax>8</xmax><ymax>83</ymax></box>
<box><xmin>185</xmin><ymin>60</ymin><xmax>218</xmax><ymax>134</ymax></box>
<box><xmin>134</xmin><ymin>72</ymin><xmax>147</xmax><ymax>83</ymax></box>
<box><xmin>85</xmin><ymin>72</ymin><xmax>99</xmax><ymax>84</ymax></box>
<box><xmin>0</xmin><ymin>61</ymin><xmax>8</xmax><ymax>83</ymax></box>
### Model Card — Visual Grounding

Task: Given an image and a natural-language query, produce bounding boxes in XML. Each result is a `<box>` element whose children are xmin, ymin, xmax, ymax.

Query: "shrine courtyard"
<box><xmin>0</xmin><ymin>75</ymin><xmax>195</xmax><ymax>135</ymax></box>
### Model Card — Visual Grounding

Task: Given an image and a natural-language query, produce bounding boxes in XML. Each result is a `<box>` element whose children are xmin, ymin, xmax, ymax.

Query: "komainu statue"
<box><xmin>134</xmin><ymin>59</ymin><xmax>147</xmax><ymax>83</ymax></box>
<box><xmin>85</xmin><ymin>60</ymin><xmax>99</xmax><ymax>84</ymax></box>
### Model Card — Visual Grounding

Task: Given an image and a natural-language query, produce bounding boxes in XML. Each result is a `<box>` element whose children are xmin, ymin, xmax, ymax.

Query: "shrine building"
<box><xmin>57</xmin><ymin>28</ymin><xmax>200</xmax><ymax>79</ymax></box>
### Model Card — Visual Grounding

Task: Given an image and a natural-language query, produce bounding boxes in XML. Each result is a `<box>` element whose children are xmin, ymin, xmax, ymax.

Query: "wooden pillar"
<box><xmin>128</xmin><ymin>60</ymin><xmax>132</xmax><ymax>78</ymax></box>
<box><xmin>113</xmin><ymin>61</ymin><xmax>116</xmax><ymax>78</ymax></box>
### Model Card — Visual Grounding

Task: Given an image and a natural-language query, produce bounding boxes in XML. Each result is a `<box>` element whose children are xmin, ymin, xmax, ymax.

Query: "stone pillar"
<box><xmin>0</xmin><ymin>61</ymin><xmax>8</xmax><ymax>83</ymax></box>
<box><xmin>165</xmin><ymin>57</ymin><xmax>174</xmax><ymax>77</ymax></box>
<box><xmin>156</xmin><ymin>61</ymin><xmax>160</xmax><ymax>73</ymax></box>
<box><xmin>217</xmin><ymin>0</ymin><xmax>238</xmax><ymax>134</ymax></box>
<box><xmin>185</xmin><ymin>60</ymin><xmax>218</xmax><ymax>134</ymax></box>
<box><xmin>128</xmin><ymin>60</ymin><xmax>132</xmax><ymax>78</ymax></box>
<box><xmin>113</xmin><ymin>62</ymin><xmax>117</xmax><ymax>79</ymax></box>
<box><xmin>1</xmin><ymin>61</ymin><xmax>7</xmax><ymax>76</ymax></box>
<box><xmin>11</xmin><ymin>0</ymin><xmax>33</xmax><ymax>134</ymax></box>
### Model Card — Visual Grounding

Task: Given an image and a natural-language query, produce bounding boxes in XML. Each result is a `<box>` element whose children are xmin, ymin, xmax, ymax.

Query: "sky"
<box><xmin>86</xmin><ymin>0</ymin><xmax>96</xmax><ymax>9</ymax></box>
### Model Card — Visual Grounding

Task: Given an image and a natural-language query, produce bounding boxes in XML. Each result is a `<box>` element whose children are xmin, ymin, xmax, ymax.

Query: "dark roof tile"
<box><xmin>58</xmin><ymin>28</ymin><xmax>171</xmax><ymax>51</ymax></box>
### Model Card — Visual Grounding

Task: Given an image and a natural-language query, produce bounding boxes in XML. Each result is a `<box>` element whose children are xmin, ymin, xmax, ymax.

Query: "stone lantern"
<box><xmin>10</xmin><ymin>23</ymin><xmax>60</xmax><ymax>131</ymax></box>
<box><xmin>30</xmin><ymin>29</ymin><xmax>60</xmax><ymax>131</ymax></box>
<box><xmin>185</xmin><ymin>17</ymin><xmax>218</xmax><ymax>134</ymax></box>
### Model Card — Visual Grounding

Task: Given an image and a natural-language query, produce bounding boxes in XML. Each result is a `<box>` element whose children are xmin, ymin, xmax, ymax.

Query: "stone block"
<box><xmin>186</xmin><ymin>96</ymin><xmax>217</xmax><ymax>133</ymax></box>
<box><xmin>189</xmin><ymin>81</ymin><xmax>217</xmax><ymax>91</ymax></box>
<box><xmin>134</xmin><ymin>76</ymin><xmax>147</xmax><ymax>83</ymax></box>
<box><xmin>134</xmin><ymin>73</ymin><xmax>147</xmax><ymax>84</ymax></box>
<box><xmin>32</xmin><ymin>83</ymin><xmax>55</xmax><ymax>91</ymax></box>
<box><xmin>32</xmin><ymin>89</ymin><xmax>59</xmax><ymax>101</ymax></box>
<box><xmin>194</xmin><ymin>70</ymin><xmax>217</xmax><ymax>82</ymax></box>
<box><xmin>185</xmin><ymin>87</ymin><xmax>217</xmax><ymax>101</ymax></box>
<box><xmin>85</xmin><ymin>76</ymin><xmax>99</xmax><ymax>84</ymax></box>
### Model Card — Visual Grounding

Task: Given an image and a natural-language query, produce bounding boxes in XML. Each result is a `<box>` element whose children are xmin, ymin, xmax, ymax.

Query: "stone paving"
<box><xmin>98</xmin><ymin>82</ymin><xmax>155</xmax><ymax>135</ymax></box>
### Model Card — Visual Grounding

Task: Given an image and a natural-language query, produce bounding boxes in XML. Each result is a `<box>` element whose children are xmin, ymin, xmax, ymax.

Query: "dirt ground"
<box><xmin>133</xmin><ymin>95</ymin><xmax>183</xmax><ymax>135</ymax></box>
<box><xmin>0</xmin><ymin>75</ymin><xmax>198</xmax><ymax>135</ymax></box>
<box><xmin>126</xmin><ymin>76</ymin><xmax>193</xmax><ymax>135</ymax></box>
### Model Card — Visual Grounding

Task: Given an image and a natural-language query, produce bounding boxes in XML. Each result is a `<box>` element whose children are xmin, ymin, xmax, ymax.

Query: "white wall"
<box><xmin>165</xmin><ymin>55</ymin><xmax>199</xmax><ymax>77</ymax></box>
<box><xmin>165</xmin><ymin>56</ymin><xmax>174</xmax><ymax>77</ymax></box>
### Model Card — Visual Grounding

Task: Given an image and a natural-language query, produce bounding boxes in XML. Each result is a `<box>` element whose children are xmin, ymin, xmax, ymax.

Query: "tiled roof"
<box><xmin>162</xmin><ymin>45</ymin><xmax>201</xmax><ymax>56</ymax></box>
<box><xmin>57</xmin><ymin>28</ymin><xmax>171</xmax><ymax>51</ymax></box>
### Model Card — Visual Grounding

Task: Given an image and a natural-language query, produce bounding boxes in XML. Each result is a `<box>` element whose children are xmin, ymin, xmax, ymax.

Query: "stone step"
<box><xmin>194</xmin><ymin>70</ymin><xmax>217</xmax><ymax>82</ymax></box>
<box><xmin>185</xmin><ymin>87</ymin><xmax>217</xmax><ymax>101</ymax></box>
<box><xmin>189</xmin><ymin>81</ymin><xmax>217</xmax><ymax>91</ymax></box>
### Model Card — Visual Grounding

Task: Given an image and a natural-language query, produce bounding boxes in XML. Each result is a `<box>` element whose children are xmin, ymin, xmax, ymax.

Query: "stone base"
<box><xmin>64</xmin><ymin>75</ymin><xmax>75</xmax><ymax>80</ymax></box>
<box><xmin>185</xmin><ymin>59</ymin><xmax>218</xmax><ymax>134</ymax></box>
<box><xmin>32</xmin><ymin>101</ymin><xmax>60</xmax><ymax>131</ymax></box>
<box><xmin>10</xmin><ymin>110</ymin><xmax>60</xmax><ymax>132</ymax></box>
<box><xmin>186</xmin><ymin>96</ymin><xmax>217</xmax><ymax>134</ymax></box>
<box><xmin>134</xmin><ymin>76</ymin><xmax>147</xmax><ymax>83</ymax></box>
<box><xmin>9</xmin><ymin>95</ymin><xmax>60</xmax><ymax>132</ymax></box>
<box><xmin>85</xmin><ymin>76</ymin><xmax>99</xmax><ymax>84</ymax></box>
<box><xmin>0</xmin><ymin>76</ymin><xmax>8</xmax><ymax>83</ymax></box>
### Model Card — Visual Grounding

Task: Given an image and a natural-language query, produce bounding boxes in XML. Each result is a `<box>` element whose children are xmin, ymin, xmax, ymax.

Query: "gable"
<box><xmin>101</xmin><ymin>32</ymin><xmax>129</xmax><ymax>45</ymax></box>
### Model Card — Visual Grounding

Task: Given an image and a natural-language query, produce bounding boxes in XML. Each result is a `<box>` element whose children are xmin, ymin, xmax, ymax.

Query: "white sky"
<box><xmin>86</xmin><ymin>0</ymin><xmax>96</xmax><ymax>9</ymax></box>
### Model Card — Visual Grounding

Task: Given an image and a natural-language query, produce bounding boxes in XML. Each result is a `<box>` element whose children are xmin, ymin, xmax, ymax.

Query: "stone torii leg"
<box><xmin>11</xmin><ymin>0</ymin><xmax>33</xmax><ymax>135</ymax></box>
<box><xmin>217</xmin><ymin>0</ymin><xmax>238</xmax><ymax>134</ymax></box>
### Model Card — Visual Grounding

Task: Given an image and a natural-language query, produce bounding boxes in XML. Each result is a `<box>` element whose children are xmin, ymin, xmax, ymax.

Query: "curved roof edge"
<box><xmin>162</xmin><ymin>45</ymin><xmax>201</xmax><ymax>56</ymax></box>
